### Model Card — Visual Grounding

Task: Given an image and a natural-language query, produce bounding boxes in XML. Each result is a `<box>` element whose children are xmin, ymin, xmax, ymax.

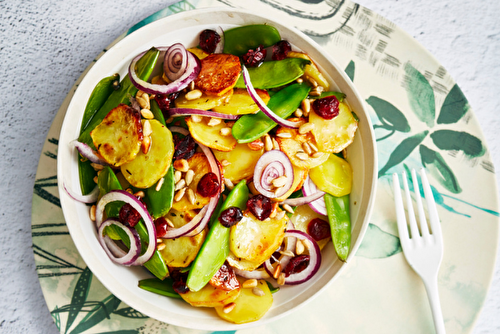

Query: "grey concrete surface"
<box><xmin>0</xmin><ymin>0</ymin><xmax>498</xmax><ymax>333</ymax></box>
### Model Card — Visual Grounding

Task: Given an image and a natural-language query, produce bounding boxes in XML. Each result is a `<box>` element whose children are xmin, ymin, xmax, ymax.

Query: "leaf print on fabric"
<box><xmin>356</xmin><ymin>223</ymin><xmax>402</xmax><ymax>258</ymax></box>
<box><xmin>70</xmin><ymin>295</ymin><xmax>122</xmax><ymax>334</ymax></box>
<box><xmin>366</xmin><ymin>96</ymin><xmax>411</xmax><ymax>133</ymax></box>
<box><xmin>378</xmin><ymin>130</ymin><xmax>428</xmax><ymax>177</ymax></box>
<box><xmin>405</xmin><ymin>63</ymin><xmax>435</xmax><ymax>127</ymax></box>
<box><xmin>113</xmin><ymin>307</ymin><xmax>148</xmax><ymax>319</ymax></box>
<box><xmin>65</xmin><ymin>267</ymin><xmax>93</xmax><ymax>333</ymax></box>
<box><xmin>430</xmin><ymin>130</ymin><xmax>485</xmax><ymax>158</ymax></box>
<box><xmin>420</xmin><ymin>145</ymin><xmax>462</xmax><ymax>194</ymax></box>
<box><xmin>437</xmin><ymin>84</ymin><xmax>470</xmax><ymax>124</ymax></box>
<box><xmin>345</xmin><ymin>60</ymin><xmax>355</xmax><ymax>82</ymax></box>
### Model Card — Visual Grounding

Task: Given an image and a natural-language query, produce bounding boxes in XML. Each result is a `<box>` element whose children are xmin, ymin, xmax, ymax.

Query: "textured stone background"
<box><xmin>0</xmin><ymin>0</ymin><xmax>498</xmax><ymax>333</ymax></box>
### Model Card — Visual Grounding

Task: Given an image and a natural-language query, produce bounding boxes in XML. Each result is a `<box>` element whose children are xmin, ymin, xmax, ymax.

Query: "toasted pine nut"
<box><xmin>277</xmin><ymin>272</ymin><xmax>286</xmax><ymax>285</ymax></box>
<box><xmin>187</xmin><ymin>188</ymin><xmax>196</xmax><ymax>205</ymax></box>
<box><xmin>157</xmin><ymin>243</ymin><xmax>166</xmax><ymax>251</ymax></box>
<box><xmin>298</xmin><ymin>122</ymin><xmax>314</xmax><ymax>135</ymax></box>
<box><xmin>134</xmin><ymin>190</ymin><xmax>145</xmax><ymax>199</ymax></box>
<box><xmin>126</xmin><ymin>188</ymin><xmax>134</xmax><ymax>194</ymax></box>
<box><xmin>272</xmin><ymin>137</ymin><xmax>280</xmax><ymax>150</ymax></box>
<box><xmin>296</xmin><ymin>77</ymin><xmax>304</xmax><ymax>84</ymax></box>
<box><xmin>307</xmin><ymin>76</ymin><xmax>318</xmax><ymax>88</ymax></box>
<box><xmin>143</xmin><ymin>120</ymin><xmax>153</xmax><ymax>137</ymax></box>
<box><xmin>223</xmin><ymin>302</ymin><xmax>236</xmax><ymax>313</ymax></box>
<box><xmin>90</xmin><ymin>162</ymin><xmax>105</xmax><ymax>170</ymax></box>
<box><xmin>142</xmin><ymin>136</ymin><xmax>151</xmax><ymax>154</ymax></box>
<box><xmin>296</xmin><ymin>239</ymin><xmax>305</xmax><ymax>255</ymax></box>
<box><xmin>189</xmin><ymin>81</ymin><xmax>195</xmax><ymax>91</ymax></box>
<box><xmin>282</xmin><ymin>204</ymin><xmax>294</xmax><ymax>214</ymax></box>
<box><xmin>191</xmin><ymin>115</ymin><xmax>203</xmax><ymax>123</ymax></box>
<box><xmin>279</xmin><ymin>250</ymin><xmax>295</xmax><ymax>257</ymax></box>
<box><xmin>136</xmin><ymin>96</ymin><xmax>150</xmax><ymax>109</ymax></box>
<box><xmin>276</xmin><ymin>132</ymin><xmax>292</xmax><ymax>139</ymax></box>
<box><xmin>309</xmin><ymin>142</ymin><xmax>319</xmax><ymax>152</ymax></box>
<box><xmin>302</xmin><ymin>142</ymin><xmax>312</xmax><ymax>155</ymax></box>
<box><xmin>157</xmin><ymin>238</ymin><xmax>163</xmax><ymax>244</ymax></box>
<box><xmin>207</xmin><ymin>118</ymin><xmax>222</xmax><ymax>127</ymax></box>
<box><xmin>276</xmin><ymin>210</ymin><xmax>286</xmax><ymax>220</ymax></box>
<box><xmin>269</xmin><ymin>210</ymin><xmax>277</xmax><ymax>219</ymax></box>
<box><xmin>174</xmin><ymin>170</ymin><xmax>182</xmax><ymax>183</ymax></box>
<box><xmin>296</xmin><ymin>152</ymin><xmax>309</xmax><ymax>161</ymax></box>
<box><xmin>174</xmin><ymin>187</ymin><xmax>187</xmax><ymax>202</ymax></box>
<box><xmin>90</xmin><ymin>205</ymin><xmax>96</xmax><ymax>221</ymax></box>
<box><xmin>242</xmin><ymin>279</ymin><xmax>258</xmax><ymax>289</ymax></box>
<box><xmin>221</xmin><ymin>159</ymin><xmax>231</xmax><ymax>167</ymax></box>
<box><xmin>264</xmin><ymin>134</ymin><xmax>273</xmax><ymax>151</ymax></box>
<box><xmin>224</xmin><ymin>178</ymin><xmax>234</xmax><ymax>190</ymax></box>
<box><xmin>294</xmin><ymin>108</ymin><xmax>303</xmax><ymax>117</ymax></box>
<box><xmin>185</xmin><ymin>89</ymin><xmax>202</xmax><ymax>100</ymax></box>
<box><xmin>309</xmin><ymin>86</ymin><xmax>324</xmax><ymax>96</ymax></box>
<box><xmin>302</xmin><ymin>238</ymin><xmax>310</xmax><ymax>250</ymax></box>
<box><xmin>301</xmin><ymin>98</ymin><xmax>311</xmax><ymax>116</ymax></box>
<box><xmin>165</xmin><ymin>218</ymin><xmax>175</xmax><ymax>228</ymax></box>
<box><xmin>252</xmin><ymin>287</ymin><xmax>265</xmax><ymax>297</ymax></box>
<box><xmin>175</xmin><ymin>179</ymin><xmax>186</xmax><ymax>191</ymax></box>
<box><xmin>136</xmin><ymin>90</ymin><xmax>145</xmax><ymax>99</ymax></box>
<box><xmin>141</xmin><ymin>108</ymin><xmax>154</xmax><ymax>119</ymax></box>
<box><xmin>185</xmin><ymin>169</ymin><xmax>194</xmax><ymax>186</ymax></box>
<box><xmin>219</xmin><ymin>127</ymin><xmax>231</xmax><ymax>136</ymax></box>
<box><xmin>273</xmin><ymin>264</ymin><xmax>282</xmax><ymax>279</ymax></box>
<box><xmin>312</xmin><ymin>152</ymin><xmax>324</xmax><ymax>159</ymax></box>
<box><xmin>272</xmin><ymin>175</ymin><xmax>288</xmax><ymax>188</ymax></box>
<box><xmin>155</xmin><ymin>178</ymin><xmax>164</xmax><ymax>192</ymax></box>
<box><xmin>174</xmin><ymin>159</ymin><xmax>189</xmax><ymax>172</ymax></box>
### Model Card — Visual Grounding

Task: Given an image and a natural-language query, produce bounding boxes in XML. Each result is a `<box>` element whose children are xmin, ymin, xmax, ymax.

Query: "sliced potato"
<box><xmin>213</xmin><ymin>143</ymin><xmax>263</xmax><ymax>183</ymax></box>
<box><xmin>90</xmin><ymin>104</ymin><xmax>142</xmax><ymax>167</ymax></box>
<box><xmin>120</xmin><ymin>120</ymin><xmax>174</xmax><ymax>188</ymax></box>
<box><xmin>309</xmin><ymin>153</ymin><xmax>353</xmax><ymax>197</ymax></box>
<box><xmin>159</xmin><ymin>209</ymin><xmax>207</xmax><ymax>267</ymax></box>
<box><xmin>226</xmin><ymin>252</ymin><xmax>263</xmax><ymax>272</ymax></box>
<box><xmin>174</xmin><ymin>90</ymin><xmax>232</xmax><ymax>111</ymax></box>
<box><xmin>212</xmin><ymin>88</ymin><xmax>270</xmax><ymax>115</ymax></box>
<box><xmin>275</xmin><ymin>119</ymin><xmax>329</xmax><ymax>169</ymax></box>
<box><xmin>274</xmin><ymin>165</ymin><xmax>308</xmax><ymax>202</ymax></box>
<box><xmin>194</xmin><ymin>53</ymin><xmax>241</xmax><ymax>96</ymax></box>
<box><xmin>171</xmin><ymin>153</ymin><xmax>211</xmax><ymax>211</ymax></box>
<box><xmin>215</xmin><ymin>277</ymin><xmax>272</xmax><ymax>324</ymax></box>
<box><xmin>209</xmin><ymin>262</ymin><xmax>240</xmax><ymax>291</ymax></box>
<box><xmin>310</xmin><ymin>102</ymin><xmax>358</xmax><ymax>153</ymax></box>
<box><xmin>290</xmin><ymin>204</ymin><xmax>330</xmax><ymax>250</ymax></box>
<box><xmin>287</xmin><ymin>51</ymin><xmax>330</xmax><ymax>89</ymax></box>
<box><xmin>186</xmin><ymin>117</ymin><xmax>237</xmax><ymax>152</ymax></box>
<box><xmin>180</xmin><ymin>281</ymin><xmax>240</xmax><ymax>308</ymax></box>
<box><xmin>187</xmin><ymin>47</ymin><xmax>209</xmax><ymax>60</ymax></box>
<box><xmin>230</xmin><ymin>210</ymin><xmax>287</xmax><ymax>263</ymax></box>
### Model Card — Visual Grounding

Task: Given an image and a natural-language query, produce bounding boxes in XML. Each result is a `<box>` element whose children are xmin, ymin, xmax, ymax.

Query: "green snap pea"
<box><xmin>223</xmin><ymin>24</ymin><xmax>281</xmax><ymax>56</ymax></box>
<box><xmin>150</xmin><ymin>99</ymin><xmax>166</xmax><ymax>126</ymax></box>
<box><xmin>186</xmin><ymin>180</ymin><xmax>249</xmax><ymax>292</ymax></box>
<box><xmin>234</xmin><ymin>58</ymin><xmax>310</xmax><ymax>89</ymax></box>
<box><xmin>324</xmin><ymin>193</ymin><xmax>351</xmax><ymax>262</ymax></box>
<box><xmin>232</xmin><ymin>83</ymin><xmax>311</xmax><ymax>143</ymax></box>
<box><xmin>138</xmin><ymin>277</ymin><xmax>182</xmax><ymax>299</ymax></box>
<box><xmin>78</xmin><ymin>47</ymin><xmax>160</xmax><ymax>148</ymax></box>
<box><xmin>144</xmin><ymin>165</ymin><xmax>174</xmax><ymax>219</ymax></box>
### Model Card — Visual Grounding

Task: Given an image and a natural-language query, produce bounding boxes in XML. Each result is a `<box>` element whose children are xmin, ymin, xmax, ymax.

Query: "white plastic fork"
<box><xmin>393</xmin><ymin>169</ymin><xmax>445</xmax><ymax>334</ymax></box>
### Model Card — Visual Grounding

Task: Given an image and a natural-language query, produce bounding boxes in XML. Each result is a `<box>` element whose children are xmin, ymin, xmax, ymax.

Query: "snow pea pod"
<box><xmin>324</xmin><ymin>193</ymin><xmax>351</xmax><ymax>262</ymax></box>
<box><xmin>150</xmin><ymin>99</ymin><xmax>166</xmax><ymax>126</ymax></box>
<box><xmin>232</xmin><ymin>83</ymin><xmax>311</xmax><ymax>143</ymax></box>
<box><xmin>234</xmin><ymin>58</ymin><xmax>310</xmax><ymax>89</ymax></box>
<box><xmin>78</xmin><ymin>47</ymin><xmax>160</xmax><ymax>147</ymax></box>
<box><xmin>223</xmin><ymin>24</ymin><xmax>281</xmax><ymax>56</ymax></box>
<box><xmin>138</xmin><ymin>277</ymin><xmax>182</xmax><ymax>299</ymax></box>
<box><xmin>144</xmin><ymin>165</ymin><xmax>174</xmax><ymax>219</ymax></box>
<box><xmin>186</xmin><ymin>180</ymin><xmax>249</xmax><ymax>292</ymax></box>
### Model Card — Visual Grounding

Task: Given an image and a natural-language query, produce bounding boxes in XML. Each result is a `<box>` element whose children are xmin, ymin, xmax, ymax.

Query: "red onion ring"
<box><xmin>164</xmin><ymin>43</ymin><xmax>188</xmax><ymax>82</ymax></box>
<box><xmin>302</xmin><ymin>176</ymin><xmax>327</xmax><ymax>215</ymax></box>
<box><xmin>97</xmin><ymin>218</ymin><xmax>141</xmax><ymax>266</ymax></box>
<box><xmin>71</xmin><ymin>140</ymin><xmax>109</xmax><ymax>166</ymax></box>
<box><xmin>169</xmin><ymin>108</ymin><xmax>239</xmax><ymax>120</ymax></box>
<box><xmin>263</xmin><ymin>231</ymin><xmax>297</xmax><ymax>277</ymax></box>
<box><xmin>253</xmin><ymin>150</ymin><xmax>294</xmax><ymax>198</ymax></box>
<box><xmin>63</xmin><ymin>182</ymin><xmax>99</xmax><ymax>204</ymax></box>
<box><xmin>242</xmin><ymin>65</ymin><xmax>301</xmax><ymax>128</ymax></box>
<box><xmin>95</xmin><ymin>190</ymin><xmax>156</xmax><ymax>265</ymax></box>
<box><xmin>129</xmin><ymin>46</ymin><xmax>201</xmax><ymax>95</ymax></box>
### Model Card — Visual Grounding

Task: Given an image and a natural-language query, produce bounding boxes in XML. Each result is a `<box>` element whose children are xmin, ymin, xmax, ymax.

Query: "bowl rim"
<box><xmin>57</xmin><ymin>6</ymin><xmax>378</xmax><ymax>331</ymax></box>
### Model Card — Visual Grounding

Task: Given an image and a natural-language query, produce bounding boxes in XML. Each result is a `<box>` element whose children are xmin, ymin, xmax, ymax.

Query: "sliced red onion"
<box><xmin>168</xmin><ymin>126</ymin><xmax>189</xmax><ymax>136</ymax></box>
<box><xmin>281</xmin><ymin>190</ymin><xmax>326</xmax><ymax>208</ymax></box>
<box><xmin>233</xmin><ymin>267</ymin><xmax>270</xmax><ymax>280</ymax></box>
<box><xmin>263</xmin><ymin>231</ymin><xmax>297</xmax><ymax>277</ymax></box>
<box><xmin>95</xmin><ymin>190</ymin><xmax>156</xmax><ymax>265</ymax></box>
<box><xmin>97</xmin><ymin>218</ymin><xmax>141</xmax><ymax>266</ymax></box>
<box><xmin>214</xmin><ymin>26</ymin><xmax>225</xmax><ymax>54</ymax></box>
<box><xmin>302</xmin><ymin>176</ymin><xmax>327</xmax><ymax>215</ymax></box>
<box><xmin>63</xmin><ymin>182</ymin><xmax>99</xmax><ymax>204</ymax></box>
<box><xmin>264</xmin><ymin>230</ymin><xmax>321</xmax><ymax>285</ymax></box>
<box><xmin>169</xmin><ymin>108</ymin><xmax>239</xmax><ymax>120</ymax></box>
<box><xmin>242</xmin><ymin>65</ymin><xmax>301</xmax><ymax>129</ymax></box>
<box><xmin>129</xmin><ymin>46</ymin><xmax>201</xmax><ymax>95</ymax></box>
<box><xmin>71</xmin><ymin>140</ymin><xmax>109</xmax><ymax>166</ymax></box>
<box><xmin>164</xmin><ymin>43</ymin><xmax>188</xmax><ymax>82</ymax></box>
<box><xmin>253</xmin><ymin>150</ymin><xmax>294</xmax><ymax>198</ymax></box>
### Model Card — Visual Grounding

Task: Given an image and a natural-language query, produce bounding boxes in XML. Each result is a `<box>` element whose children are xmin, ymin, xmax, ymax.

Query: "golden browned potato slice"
<box><xmin>171</xmin><ymin>153</ymin><xmax>211</xmax><ymax>211</ymax></box>
<box><xmin>187</xmin><ymin>47</ymin><xmax>209</xmax><ymax>60</ymax></box>
<box><xmin>194</xmin><ymin>54</ymin><xmax>241</xmax><ymax>96</ymax></box>
<box><xmin>90</xmin><ymin>104</ymin><xmax>142</xmax><ymax>167</ymax></box>
<box><xmin>186</xmin><ymin>117</ymin><xmax>237</xmax><ymax>152</ymax></box>
<box><xmin>310</xmin><ymin>102</ymin><xmax>358</xmax><ymax>153</ymax></box>
<box><xmin>290</xmin><ymin>204</ymin><xmax>330</xmax><ymax>250</ymax></box>
<box><xmin>287</xmin><ymin>51</ymin><xmax>330</xmax><ymax>89</ymax></box>
<box><xmin>174</xmin><ymin>90</ymin><xmax>232</xmax><ymax>111</ymax></box>
<box><xmin>274</xmin><ymin>165</ymin><xmax>308</xmax><ymax>202</ymax></box>
<box><xmin>209</xmin><ymin>262</ymin><xmax>240</xmax><ymax>291</ymax></box>
<box><xmin>213</xmin><ymin>143</ymin><xmax>263</xmax><ymax>183</ymax></box>
<box><xmin>120</xmin><ymin>120</ymin><xmax>173</xmax><ymax>188</ymax></box>
<box><xmin>230</xmin><ymin>210</ymin><xmax>287</xmax><ymax>263</ymax></box>
<box><xmin>180</xmin><ymin>281</ymin><xmax>241</xmax><ymax>308</ymax></box>
<box><xmin>226</xmin><ymin>252</ymin><xmax>263</xmax><ymax>272</ymax></box>
<box><xmin>159</xmin><ymin>209</ymin><xmax>207</xmax><ymax>267</ymax></box>
<box><xmin>212</xmin><ymin>88</ymin><xmax>270</xmax><ymax>115</ymax></box>
<box><xmin>215</xmin><ymin>277</ymin><xmax>272</xmax><ymax>324</ymax></box>
<box><xmin>275</xmin><ymin>119</ymin><xmax>329</xmax><ymax>169</ymax></box>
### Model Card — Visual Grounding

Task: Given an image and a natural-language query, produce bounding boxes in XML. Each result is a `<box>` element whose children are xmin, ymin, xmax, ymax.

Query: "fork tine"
<box><xmin>402</xmin><ymin>171</ymin><xmax>421</xmax><ymax>239</ymax></box>
<box><xmin>392</xmin><ymin>173</ymin><xmax>410</xmax><ymax>242</ymax></box>
<box><xmin>420</xmin><ymin>169</ymin><xmax>442</xmax><ymax>237</ymax></box>
<box><xmin>411</xmin><ymin>169</ymin><xmax>430</xmax><ymax>237</ymax></box>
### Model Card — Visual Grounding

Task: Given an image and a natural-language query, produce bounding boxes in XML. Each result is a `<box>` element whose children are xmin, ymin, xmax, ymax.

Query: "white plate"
<box><xmin>57</xmin><ymin>7</ymin><xmax>377</xmax><ymax>331</ymax></box>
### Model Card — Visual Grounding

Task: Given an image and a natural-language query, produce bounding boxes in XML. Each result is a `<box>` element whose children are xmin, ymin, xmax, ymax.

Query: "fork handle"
<box><xmin>423</xmin><ymin>276</ymin><xmax>446</xmax><ymax>334</ymax></box>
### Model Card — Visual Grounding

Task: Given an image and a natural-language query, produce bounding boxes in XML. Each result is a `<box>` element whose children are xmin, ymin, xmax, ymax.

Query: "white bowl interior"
<box><xmin>57</xmin><ymin>7</ymin><xmax>377</xmax><ymax>331</ymax></box>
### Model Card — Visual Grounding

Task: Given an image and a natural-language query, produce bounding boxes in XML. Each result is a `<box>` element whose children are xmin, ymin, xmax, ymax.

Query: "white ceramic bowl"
<box><xmin>57</xmin><ymin>7</ymin><xmax>377</xmax><ymax>331</ymax></box>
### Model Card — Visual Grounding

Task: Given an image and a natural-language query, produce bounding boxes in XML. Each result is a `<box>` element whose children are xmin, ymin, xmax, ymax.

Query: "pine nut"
<box><xmin>143</xmin><ymin>120</ymin><xmax>153</xmax><ymax>137</ymax></box>
<box><xmin>224</xmin><ymin>178</ymin><xmax>234</xmax><ymax>190</ymax></box>
<box><xmin>301</xmin><ymin>98</ymin><xmax>311</xmax><ymax>116</ymax></box>
<box><xmin>174</xmin><ymin>170</ymin><xmax>182</xmax><ymax>183</ymax></box>
<box><xmin>185</xmin><ymin>89</ymin><xmax>202</xmax><ymax>100</ymax></box>
<box><xmin>223</xmin><ymin>302</ymin><xmax>236</xmax><ymax>313</ymax></box>
<box><xmin>189</xmin><ymin>81</ymin><xmax>195</xmax><ymax>91</ymax></box>
<box><xmin>136</xmin><ymin>95</ymin><xmax>150</xmax><ymax>109</ymax></box>
<box><xmin>174</xmin><ymin>187</ymin><xmax>187</xmax><ymax>202</ymax></box>
<box><xmin>191</xmin><ymin>115</ymin><xmax>203</xmax><ymax>123</ymax></box>
<box><xmin>174</xmin><ymin>159</ymin><xmax>189</xmax><ymax>172</ymax></box>
<box><xmin>296</xmin><ymin>77</ymin><xmax>304</xmax><ymax>84</ymax></box>
<box><xmin>185</xmin><ymin>169</ymin><xmax>194</xmax><ymax>186</ymax></box>
<box><xmin>90</xmin><ymin>205</ymin><xmax>96</xmax><ymax>221</ymax></box>
<box><xmin>264</xmin><ymin>134</ymin><xmax>273</xmax><ymax>151</ymax></box>
<box><xmin>187</xmin><ymin>188</ymin><xmax>196</xmax><ymax>205</ymax></box>
<box><xmin>155</xmin><ymin>178</ymin><xmax>165</xmax><ymax>191</ymax></box>
<box><xmin>273</xmin><ymin>264</ymin><xmax>282</xmax><ymax>279</ymax></box>
<box><xmin>296</xmin><ymin>239</ymin><xmax>305</xmax><ymax>255</ymax></box>
<box><xmin>276</xmin><ymin>210</ymin><xmax>286</xmax><ymax>220</ymax></box>
<box><xmin>298</xmin><ymin>122</ymin><xmax>314</xmax><ymax>134</ymax></box>
<box><xmin>142</xmin><ymin>136</ymin><xmax>151</xmax><ymax>154</ymax></box>
<box><xmin>219</xmin><ymin>127</ymin><xmax>231</xmax><ymax>136</ymax></box>
<box><xmin>277</xmin><ymin>272</ymin><xmax>286</xmax><ymax>285</ymax></box>
<box><xmin>309</xmin><ymin>142</ymin><xmax>319</xmax><ymax>152</ymax></box>
<box><xmin>279</xmin><ymin>250</ymin><xmax>295</xmax><ymax>257</ymax></box>
<box><xmin>141</xmin><ymin>108</ymin><xmax>154</xmax><ymax>119</ymax></box>
<box><xmin>282</xmin><ymin>204</ymin><xmax>294</xmax><ymax>214</ymax></box>
<box><xmin>175</xmin><ymin>179</ymin><xmax>186</xmax><ymax>191</ymax></box>
<box><xmin>272</xmin><ymin>137</ymin><xmax>280</xmax><ymax>150</ymax></box>
<box><xmin>136</xmin><ymin>90</ymin><xmax>145</xmax><ymax>99</ymax></box>
<box><xmin>221</xmin><ymin>159</ymin><xmax>231</xmax><ymax>167</ymax></box>
<box><xmin>302</xmin><ymin>238</ymin><xmax>310</xmax><ymax>250</ymax></box>
<box><xmin>134</xmin><ymin>191</ymin><xmax>145</xmax><ymax>199</ymax></box>
<box><xmin>294</xmin><ymin>108</ymin><xmax>303</xmax><ymax>117</ymax></box>
<box><xmin>296</xmin><ymin>152</ymin><xmax>309</xmax><ymax>161</ymax></box>
<box><xmin>302</xmin><ymin>142</ymin><xmax>312</xmax><ymax>155</ymax></box>
<box><xmin>165</xmin><ymin>218</ymin><xmax>175</xmax><ymax>228</ymax></box>
<box><xmin>307</xmin><ymin>76</ymin><xmax>318</xmax><ymax>87</ymax></box>
<box><xmin>276</xmin><ymin>132</ymin><xmax>292</xmax><ymax>139</ymax></box>
<box><xmin>248</xmin><ymin>182</ymin><xmax>260</xmax><ymax>196</ymax></box>
<box><xmin>242</xmin><ymin>279</ymin><xmax>258</xmax><ymax>289</ymax></box>
<box><xmin>157</xmin><ymin>243</ymin><xmax>166</xmax><ymax>251</ymax></box>
<box><xmin>252</xmin><ymin>287</ymin><xmax>265</xmax><ymax>297</ymax></box>
<box><xmin>126</xmin><ymin>188</ymin><xmax>133</xmax><ymax>194</ymax></box>
<box><xmin>157</xmin><ymin>238</ymin><xmax>163</xmax><ymax>244</ymax></box>
<box><xmin>272</xmin><ymin>175</ymin><xmax>288</xmax><ymax>188</ymax></box>
<box><xmin>312</xmin><ymin>152</ymin><xmax>324</xmax><ymax>159</ymax></box>
<box><xmin>207</xmin><ymin>118</ymin><xmax>221</xmax><ymax>127</ymax></box>
<box><xmin>90</xmin><ymin>162</ymin><xmax>105</xmax><ymax>170</ymax></box>
<box><xmin>269</xmin><ymin>210</ymin><xmax>277</xmax><ymax>219</ymax></box>
<box><xmin>309</xmin><ymin>86</ymin><xmax>324</xmax><ymax>96</ymax></box>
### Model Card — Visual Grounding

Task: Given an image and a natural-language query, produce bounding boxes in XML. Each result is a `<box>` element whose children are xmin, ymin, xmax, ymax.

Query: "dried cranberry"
<box><xmin>199</xmin><ymin>29</ymin><xmax>221</xmax><ymax>54</ymax></box>
<box><xmin>118</xmin><ymin>203</ymin><xmax>141</xmax><ymax>227</ymax></box>
<box><xmin>170</xmin><ymin>270</ymin><xmax>189</xmax><ymax>294</ymax></box>
<box><xmin>242</xmin><ymin>45</ymin><xmax>267</xmax><ymax>67</ymax></box>
<box><xmin>173</xmin><ymin>134</ymin><xmax>196</xmax><ymax>161</ymax></box>
<box><xmin>246</xmin><ymin>194</ymin><xmax>272</xmax><ymax>221</ymax></box>
<box><xmin>219</xmin><ymin>207</ymin><xmax>243</xmax><ymax>228</ymax></box>
<box><xmin>272</xmin><ymin>40</ymin><xmax>292</xmax><ymax>61</ymax></box>
<box><xmin>308</xmin><ymin>218</ymin><xmax>331</xmax><ymax>241</ymax></box>
<box><xmin>197</xmin><ymin>172</ymin><xmax>220</xmax><ymax>197</ymax></box>
<box><xmin>154</xmin><ymin>92</ymin><xmax>179</xmax><ymax>119</ymax></box>
<box><xmin>154</xmin><ymin>217</ymin><xmax>170</xmax><ymax>238</ymax></box>
<box><xmin>312</xmin><ymin>95</ymin><xmax>340</xmax><ymax>120</ymax></box>
<box><xmin>283</xmin><ymin>255</ymin><xmax>310</xmax><ymax>277</ymax></box>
